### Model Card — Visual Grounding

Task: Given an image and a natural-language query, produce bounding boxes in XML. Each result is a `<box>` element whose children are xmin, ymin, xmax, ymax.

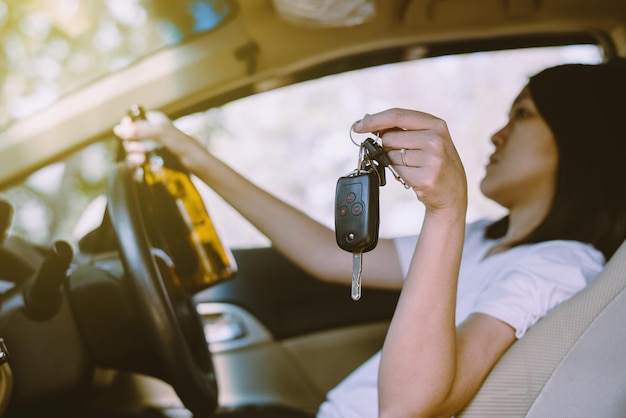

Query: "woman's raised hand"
<box><xmin>353</xmin><ymin>108</ymin><xmax>467</xmax><ymax>216</ymax></box>
<box><xmin>113</xmin><ymin>109</ymin><xmax>208</xmax><ymax>171</ymax></box>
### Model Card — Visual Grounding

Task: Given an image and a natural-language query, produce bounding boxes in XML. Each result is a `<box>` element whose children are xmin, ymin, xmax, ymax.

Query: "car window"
<box><xmin>1</xmin><ymin>44</ymin><xmax>602</xmax><ymax>248</ymax></box>
<box><xmin>175</xmin><ymin>44</ymin><xmax>602</xmax><ymax>248</ymax></box>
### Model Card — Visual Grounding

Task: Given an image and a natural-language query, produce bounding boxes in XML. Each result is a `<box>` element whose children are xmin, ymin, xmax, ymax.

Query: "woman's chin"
<box><xmin>480</xmin><ymin>179</ymin><xmax>505</xmax><ymax>206</ymax></box>
<box><xmin>479</xmin><ymin>178</ymin><xmax>492</xmax><ymax>197</ymax></box>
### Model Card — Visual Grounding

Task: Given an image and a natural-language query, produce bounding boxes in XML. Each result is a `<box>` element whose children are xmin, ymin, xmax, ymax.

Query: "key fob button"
<box><xmin>351</xmin><ymin>202</ymin><xmax>363</xmax><ymax>216</ymax></box>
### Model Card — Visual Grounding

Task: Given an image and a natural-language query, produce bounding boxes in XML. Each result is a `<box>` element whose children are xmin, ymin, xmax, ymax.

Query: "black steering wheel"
<box><xmin>106</xmin><ymin>162</ymin><xmax>218</xmax><ymax>416</ymax></box>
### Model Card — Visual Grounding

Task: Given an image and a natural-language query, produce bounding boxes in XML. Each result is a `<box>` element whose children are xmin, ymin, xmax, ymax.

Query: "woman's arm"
<box><xmin>114</xmin><ymin>113</ymin><xmax>404</xmax><ymax>289</ymax></box>
<box><xmin>380</xmin><ymin>215</ymin><xmax>515</xmax><ymax>417</ymax></box>
<box><xmin>354</xmin><ymin>109</ymin><xmax>516</xmax><ymax>417</ymax></box>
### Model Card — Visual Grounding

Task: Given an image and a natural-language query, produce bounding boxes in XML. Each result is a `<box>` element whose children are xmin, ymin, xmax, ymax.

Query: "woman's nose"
<box><xmin>490</xmin><ymin>125</ymin><xmax>507</xmax><ymax>146</ymax></box>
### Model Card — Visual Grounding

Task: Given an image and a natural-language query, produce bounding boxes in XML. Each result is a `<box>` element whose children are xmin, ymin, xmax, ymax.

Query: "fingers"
<box><xmin>113</xmin><ymin>119</ymin><xmax>138</xmax><ymax>139</ymax></box>
<box><xmin>383</xmin><ymin>146</ymin><xmax>423</xmax><ymax>168</ymax></box>
<box><xmin>114</xmin><ymin>120</ymin><xmax>161</xmax><ymax>140</ymax></box>
<box><xmin>352</xmin><ymin>108</ymin><xmax>467</xmax><ymax>213</ymax></box>
<box><xmin>353</xmin><ymin>108</ymin><xmax>446</xmax><ymax>134</ymax></box>
<box><xmin>113</xmin><ymin>110</ymin><xmax>169</xmax><ymax>141</ymax></box>
<box><xmin>352</xmin><ymin>108</ymin><xmax>451</xmax><ymax>157</ymax></box>
<box><xmin>145</xmin><ymin>110</ymin><xmax>171</xmax><ymax>124</ymax></box>
<box><xmin>389</xmin><ymin>148</ymin><xmax>417</xmax><ymax>167</ymax></box>
<box><xmin>382</xmin><ymin>130</ymin><xmax>449</xmax><ymax>173</ymax></box>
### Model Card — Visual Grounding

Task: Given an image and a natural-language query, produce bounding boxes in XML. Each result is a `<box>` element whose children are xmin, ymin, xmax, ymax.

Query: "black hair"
<box><xmin>485</xmin><ymin>58</ymin><xmax>626</xmax><ymax>260</ymax></box>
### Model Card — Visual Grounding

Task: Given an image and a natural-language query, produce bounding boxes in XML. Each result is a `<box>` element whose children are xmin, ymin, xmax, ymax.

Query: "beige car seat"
<box><xmin>459</xmin><ymin>239</ymin><xmax>626</xmax><ymax>417</ymax></box>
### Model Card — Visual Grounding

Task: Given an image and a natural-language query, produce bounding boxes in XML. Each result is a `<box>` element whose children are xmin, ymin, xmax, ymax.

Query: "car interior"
<box><xmin>1</xmin><ymin>0</ymin><xmax>625</xmax><ymax>417</ymax></box>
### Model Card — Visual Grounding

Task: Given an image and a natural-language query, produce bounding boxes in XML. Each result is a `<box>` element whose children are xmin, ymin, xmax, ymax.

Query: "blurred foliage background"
<box><xmin>0</xmin><ymin>0</ymin><xmax>231</xmax><ymax>129</ymax></box>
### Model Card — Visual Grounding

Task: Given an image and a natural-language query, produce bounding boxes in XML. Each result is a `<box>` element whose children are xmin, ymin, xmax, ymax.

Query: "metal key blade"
<box><xmin>352</xmin><ymin>252</ymin><xmax>362</xmax><ymax>301</ymax></box>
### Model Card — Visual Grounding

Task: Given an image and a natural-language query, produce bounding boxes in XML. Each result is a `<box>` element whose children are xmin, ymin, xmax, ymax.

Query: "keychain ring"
<box><xmin>350</xmin><ymin>120</ymin><xmax>381</xmax><ymax>146</ymax></box>
<box><xmin>350</xmin><ymin>121</ymin><xmax>362</xmax><ymax>146</ymax></box>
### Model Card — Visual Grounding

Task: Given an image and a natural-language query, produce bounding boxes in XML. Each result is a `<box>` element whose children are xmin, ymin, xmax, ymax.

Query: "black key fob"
<box><xmin>335</xmin><ymin>169</ymin><xmax>380</xmax><ymax>253</ymax></box>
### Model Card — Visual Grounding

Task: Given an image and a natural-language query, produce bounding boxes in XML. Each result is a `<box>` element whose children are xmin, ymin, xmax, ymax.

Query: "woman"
<box><xmin>114</xmin><ymin>59</ymin><xmax>626</xmax><ymax>417</ymax></box>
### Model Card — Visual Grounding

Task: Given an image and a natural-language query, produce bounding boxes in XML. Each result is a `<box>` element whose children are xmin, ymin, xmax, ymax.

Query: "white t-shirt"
<box><xmin>317</xmin><ymin>219</ymin><xmax>604</xmax><ymax>418</ymax></box>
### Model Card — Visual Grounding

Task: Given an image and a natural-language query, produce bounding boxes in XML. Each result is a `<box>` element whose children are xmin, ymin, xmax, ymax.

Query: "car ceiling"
<box><xmin>0</xmin><ymin>0</ymin><xmax>624</xmax><ymax>189</ymax></box>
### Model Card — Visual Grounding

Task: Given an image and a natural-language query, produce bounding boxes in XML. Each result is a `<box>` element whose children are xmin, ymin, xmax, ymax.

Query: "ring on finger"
<box><xmin>400</xmin><ymin>148</ymin><xmax>408</xmax><ymax>166</ymax></box>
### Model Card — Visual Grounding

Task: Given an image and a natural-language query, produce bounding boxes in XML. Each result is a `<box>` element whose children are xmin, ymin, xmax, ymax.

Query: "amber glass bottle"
<box><xmin>128</xmin><ymin>105</ymin><xmax>237</xmax><ymax>292</ymax></box>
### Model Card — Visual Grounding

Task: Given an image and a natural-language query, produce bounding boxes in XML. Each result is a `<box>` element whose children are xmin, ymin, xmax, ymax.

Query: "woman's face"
<box><xmin>480</xmin><ymin>87</ymin><xmax>559</xmax><ymax>210</ymax></box>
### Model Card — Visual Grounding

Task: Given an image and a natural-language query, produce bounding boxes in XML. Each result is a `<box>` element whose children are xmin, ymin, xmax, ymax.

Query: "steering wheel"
<box><xmin>106</xmin><ymin>162</ymin><xmax>218</xmax><ymax>415</ymax></box>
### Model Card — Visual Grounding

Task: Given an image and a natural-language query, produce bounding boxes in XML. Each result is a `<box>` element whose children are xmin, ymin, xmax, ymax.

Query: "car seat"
<box><xmin>213</xmin><ymin>239</ymin><xmax>626</xmax><ymax>418</ymax></box>
<box><xmin>459</xmin><ymin>239</ymin><xmax>626</xmax><ymax>417</ymax></box>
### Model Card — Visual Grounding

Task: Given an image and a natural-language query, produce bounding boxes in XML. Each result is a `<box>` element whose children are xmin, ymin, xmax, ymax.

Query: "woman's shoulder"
<box><xmin>492</xmin><ymin>238</ymin><xmax>606</xmax><ymax>294</ymax></box>
<box><xmin>466</xmin><ymin>218</ymin><xmax>605</xmax><ymax>264</ymax></box>
<box><xmin>516</xmin><ymin>238</ymin><xmax>605</xmax><ymax>267</ymax></box>
<box><xmin>473</xmin><ymin>230</ymin><xmax>606</xmax><ymax>338</ymax></box>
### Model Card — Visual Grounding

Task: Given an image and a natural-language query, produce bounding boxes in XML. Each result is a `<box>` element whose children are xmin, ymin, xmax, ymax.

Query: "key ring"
<box><xmin>350</xmin><ymin>120</ymin><xmax>411</xmax><ymax>190</ymax></box>
<box><xmin>350</xmin><ymin>120</ymin><xmax>381</xmax><ymax>146</ymax></box>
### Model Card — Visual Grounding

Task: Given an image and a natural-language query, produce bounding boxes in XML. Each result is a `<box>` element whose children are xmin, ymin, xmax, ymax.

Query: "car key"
<box><xmin>335</xmin><ymin>167</ymin><xmax>380</xmax><ymax>300</ymax></box>
<box><xmin>362</xmin><ymin>137</ymin><xmax>410</xmax><ymax>189</ymax></box>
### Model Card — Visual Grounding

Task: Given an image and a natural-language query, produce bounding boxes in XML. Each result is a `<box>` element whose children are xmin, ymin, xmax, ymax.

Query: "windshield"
<box><xmin>0</xmin><ymin>0</ymin><xmax>233</xmax><ymax>130</ymax></box>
